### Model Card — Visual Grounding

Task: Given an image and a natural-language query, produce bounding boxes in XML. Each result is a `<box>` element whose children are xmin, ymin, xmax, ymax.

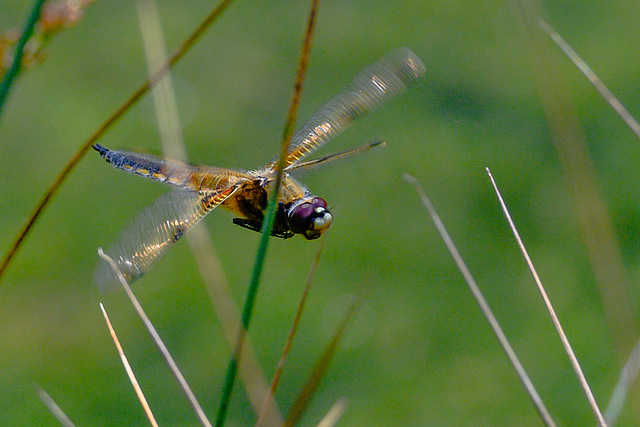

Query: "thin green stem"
<box><xmin>214</xmin><ymin>1</ymin><xmax>320</xmax><ymax>425</ymax></box>
<box><xmin>215</xmin><ymin>190</ymin><xmax>278</xmax><ymax>427</ymax></box>
<box><xmin>0</xmin><ymin>0</ymin><xmax>47</xmax><ymax>120</ymax></box>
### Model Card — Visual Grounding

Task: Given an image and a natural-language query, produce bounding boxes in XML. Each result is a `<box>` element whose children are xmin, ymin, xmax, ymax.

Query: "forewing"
<box><xmin>283</xmin><ymin>48</ymin><xmax>425</xmax><ymax>168</ymax></box>
<box><xmin>95</xmin><ymin>187</ymin><xmax>237</xmax><ymax>293</ymax></box>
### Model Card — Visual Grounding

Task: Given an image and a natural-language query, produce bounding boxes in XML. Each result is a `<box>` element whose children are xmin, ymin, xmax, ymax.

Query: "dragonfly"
<box><xmin>94</xmin><ymin>47</ymin><xmax>425</xmax><ymax>292</ymax></box>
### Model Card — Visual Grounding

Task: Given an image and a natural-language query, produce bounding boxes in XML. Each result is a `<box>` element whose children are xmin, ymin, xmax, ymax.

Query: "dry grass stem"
<box><xmin>189</xmin><ymin>227</ymin><xmax>283</xmax><ymax>425</ymax></box>
<box><xmin>97</xmin><ymin>249</ymin><xmax>213</xmax><ymax>427</ymax></box>
<box><xmin>486</xmin><ymin>168</ymin><xmax>606</xmax><ymax>426</ymax></box>
<box><xmin>35</xmin><ymin>386</ymin><xmax>75</xmax><ymax>427</ymax></box>
<box><xmin>285</xmin><ymin>292</ymin><xmax>361</xmax><ymax>427</ymax></box>
<box><xmin>535</xmin><ymin>27</ymin><xmax>640</xmax><ymax>417</ymax></box>
<box><xmin>510</xmin><ymin>0</ymin><xmax>637</xmax><ymax>360</ymax></box>
<box><xmin>402</xmin><ymin>173</ymin><xmax>556</xmax><ymax>427</ymax></box>
<box><xmin>135</xmin><ymin>0</ymin><xmax>186</xmax><ymax>161</ymax></box>
<box><xmin>99</xmin><ymin>303</ymin><xmax>158</xmax><ymax>426</ymax></box>
<box><xmin>538</xmin><ymin>19</ymin><xmax>640</xmax><ymax>141</ymax></box>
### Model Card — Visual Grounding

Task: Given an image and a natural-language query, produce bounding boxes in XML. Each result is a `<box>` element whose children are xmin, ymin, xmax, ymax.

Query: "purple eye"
<box><xmin>289</xmin><ymin>203</ymin><xmax>315</xmax><ymax>234</ymax></box>
<box><xmin>311</xmin><ymin>197</ymin><xmax>327</xmax><ymax>208</ymax></box>
<box><xmin>288</xmin><ymin>197</ymin><xmax>332</xmax><ymax>239</ymax></box>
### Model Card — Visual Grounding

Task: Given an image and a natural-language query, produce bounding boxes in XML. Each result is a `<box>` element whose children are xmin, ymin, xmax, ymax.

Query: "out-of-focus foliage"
<box><xmin>1</xmin><ymin>0</ymin><xmax>639</xmax><ymax>425</ymax></box>
<box><xmin>1</xmin><ymin>0</ymin><xmax>94</xmax><ymax>80</ymax></box>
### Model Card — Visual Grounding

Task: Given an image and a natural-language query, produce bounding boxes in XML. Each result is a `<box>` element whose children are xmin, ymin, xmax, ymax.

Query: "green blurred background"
<box><xmin>2</xmin><ymin>0</ymin><xmax>640</xmax><ymax>425</ymax></box>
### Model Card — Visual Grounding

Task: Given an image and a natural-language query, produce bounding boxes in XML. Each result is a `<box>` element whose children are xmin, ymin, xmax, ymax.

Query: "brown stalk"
<box><xmin>284</xmin><ymin>292</ymin><xmax>363</xmax><ymax>427</ymax></box>
<box><xmin>255</xmin><ymin>236</ymin><xmax>326</xmax><ymax>426</ymax></box>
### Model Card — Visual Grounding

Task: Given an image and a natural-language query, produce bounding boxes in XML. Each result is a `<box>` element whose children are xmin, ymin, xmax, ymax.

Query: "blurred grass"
<box><xmin>1</xmin><ymin>0</ymin><xmax>640</xmax><ymax>425</ymax></box>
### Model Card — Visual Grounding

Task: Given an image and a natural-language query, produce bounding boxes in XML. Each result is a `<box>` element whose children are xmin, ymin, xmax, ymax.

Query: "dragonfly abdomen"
<box><xmin>93</xmin><ymin>144</ymin><xmax>201</xmax><ymax>189</ymax></box>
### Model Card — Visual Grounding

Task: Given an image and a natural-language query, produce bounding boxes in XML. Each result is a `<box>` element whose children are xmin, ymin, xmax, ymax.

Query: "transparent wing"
<box><xmin>95</xmin><ymin>187</ymin><xmax>237</xmax><ymax>293</ymax></box>
<box><xmin>282</xmin><ymin>47</ymin><xmax>425</xmax><ymax>169</ymax></box>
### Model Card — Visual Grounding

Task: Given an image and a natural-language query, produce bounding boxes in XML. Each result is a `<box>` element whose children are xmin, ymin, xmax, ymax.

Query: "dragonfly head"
<box><xmin>287</xmin><ymin>196</ymin><xmax>333</xmax><ymax>240</ymax></box>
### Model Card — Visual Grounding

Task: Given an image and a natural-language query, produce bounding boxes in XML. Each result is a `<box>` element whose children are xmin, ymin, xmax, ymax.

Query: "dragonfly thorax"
<box><xmin>226</xmin><ymin>179</ymin><xmax>268</xmax><ymax>221</ymax></box>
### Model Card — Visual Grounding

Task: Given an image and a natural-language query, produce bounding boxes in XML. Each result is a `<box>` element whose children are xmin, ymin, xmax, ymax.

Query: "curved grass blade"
<box><xmin>0</xmin><ymin>0</ymin><xmax>237</xmax><ymax>283</ymax></box>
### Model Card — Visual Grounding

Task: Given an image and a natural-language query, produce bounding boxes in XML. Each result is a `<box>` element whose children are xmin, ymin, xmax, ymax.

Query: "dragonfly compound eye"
<box><xmin>289</xmin><ymin>197</ymin><xmax>333</xmax><ymax>240</ymax></box>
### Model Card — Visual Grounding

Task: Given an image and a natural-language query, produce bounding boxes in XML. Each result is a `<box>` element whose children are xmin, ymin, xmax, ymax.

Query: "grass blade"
<box><xmin>486</xmin><ymin>168</ymin><xmax>606</xmax><ymax>426</ymax></box>
<box><xmin>214</xmin><ymin>1</ymin><xmax>320</xmax><ymax>425</ymax></box>
<box><xmin>98</xmin><ymin>248</ymin><xmax>213</xmax><ymax>427</ymax></box>
<box><xmin>402</xmin><ymin>173</ymin><xmax>556</xmax><ymax>427</ymax></box>
<box><xmin>99</xmin><ymin>303</ymin><xmax>158</xmax><ymax>427</ymax></box>
<box><xmin>135</xmin><ymin>0</ymin><xmax>186</xmax><ymax>160</ymax></box>
<box><xmin>35</xmin><ymin>386</ymin><xmax>75</xmax><ymax>427</ymax></box>
<box><xmin>0</xmin><ymin>0</ymin><xmax>47</xmax><ymax>120</ymax></box>
<box><xmin>0</xmin><ymin>0</ymin><xmax>237</xmax><ymax>283</ymax></box>
<box><xmin>285</xmin><ymin>293</ymin><xmax>361</xmax><ymax>427</ymax></box>
<box><xmin>255</xmin><ymin>236</ymin><xmax>326</xmax><ymax>426</ymax></box>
